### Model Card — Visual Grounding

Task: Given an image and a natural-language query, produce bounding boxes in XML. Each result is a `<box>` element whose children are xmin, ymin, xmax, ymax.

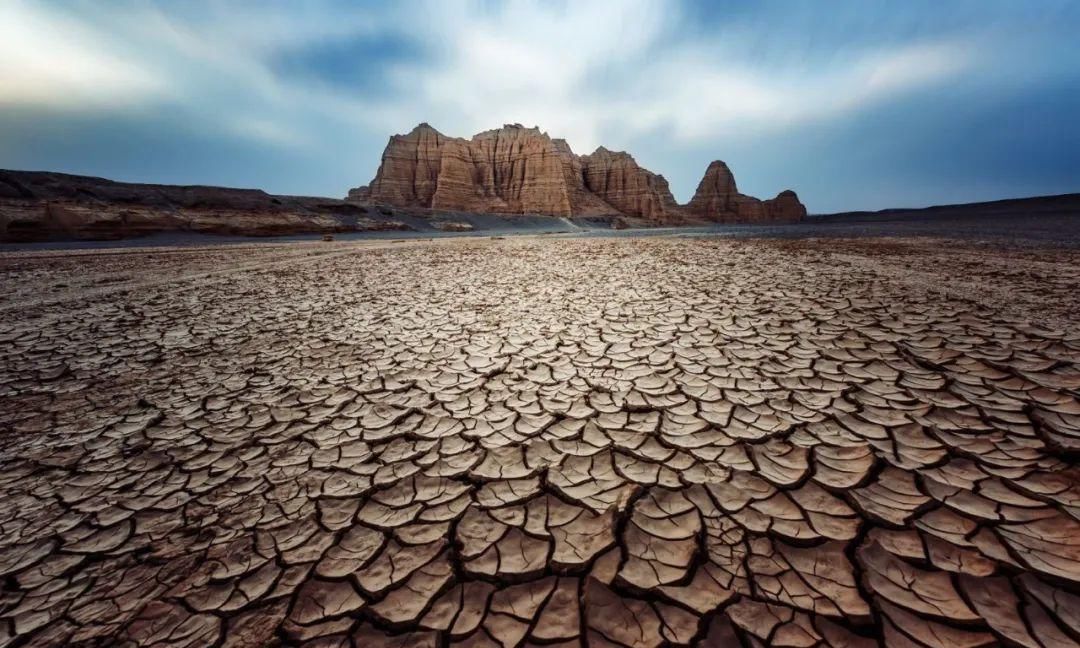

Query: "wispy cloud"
<box><xmin>370</xmin><ymin>1</ymin><xmax>978</xmax><ymax>153</ymax></box>
<box><xmin>0</xmin><ymin>2</ymin><xmax>169</xmax><ymax>109</ymax></box>
<box><xmin>0</xmin><ymin>0</ymin><xmax>981</xmax><ymax>153</ymax></box>
<box><xmin>617</xmin><ymin>39</ymin><xmax>975</xmax><ymax>143</ymax></box>
<box><xmin>0</xmin><ymin>0</ymin><xmax>1076</xmax><ymax>209</ymax></box>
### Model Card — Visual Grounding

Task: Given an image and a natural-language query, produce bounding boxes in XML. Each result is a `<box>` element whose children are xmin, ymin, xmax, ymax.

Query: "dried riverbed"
<box><xmin>0</xmin><ymin>235</ymin><xmax>1077</xmax><ymax>647</ymax></box>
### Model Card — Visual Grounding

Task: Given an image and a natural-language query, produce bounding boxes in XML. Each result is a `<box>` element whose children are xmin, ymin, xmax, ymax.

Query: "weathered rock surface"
<box><xmin>365</xmin><ymin>123</ymin><xmax>575</xmax><ymax>216</ymax></box>
<box><xmin>686</xmin><ymin>160</ymin><xmax>806</xmax><ymax>223</ymax></box>
<box><xmin>357</xmin><ymin>123</ymin><xmax>805</xmax><ymax>224</ymax></box>
<box><xmin>0</xmin><ymin>168</ymin><xmax>615</xmax><ymax>242</ymax></box>
<box><xmin>455</xmin><ymin>126</ymin><xmax>572</xmax><ymax>215</ymax></box>
<box><xmin>579</xmin><ymin>147</ymin><xmax>684</xmax><ymax>225</ymax></box>
<box><xmin>552</xmin><ymin>139</ymin><xmax>623</xmax><ymax>217</ymax></box>
<box><xmin>367</xmin><ymin>122</ymin><xmax>447</xmax><ymax>207</ymax></box>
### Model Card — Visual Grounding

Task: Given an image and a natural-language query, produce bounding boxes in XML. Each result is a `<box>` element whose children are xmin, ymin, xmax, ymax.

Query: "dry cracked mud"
<box><xmin>0</xmin><ymin>235</ymin><xmax>1078</xmax><ymax>648</ymax></box>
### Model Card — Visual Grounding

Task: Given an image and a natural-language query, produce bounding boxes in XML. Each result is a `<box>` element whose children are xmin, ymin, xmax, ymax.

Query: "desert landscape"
<box><xmin>3</xmin><ymin>2</ymin><xmax>1079</xmax><ymax>647</ymax></box>
<box><xmin>0</xmin><ymin>226</ymin><xmax>1078</xmax><ymax>647</ymax></box>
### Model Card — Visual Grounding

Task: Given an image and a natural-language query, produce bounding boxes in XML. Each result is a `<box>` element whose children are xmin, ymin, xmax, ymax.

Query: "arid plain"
<box><xmin>0</xmin><ymin>231</ymin><xmax>1078</xmax><ymax>648</ymax></box>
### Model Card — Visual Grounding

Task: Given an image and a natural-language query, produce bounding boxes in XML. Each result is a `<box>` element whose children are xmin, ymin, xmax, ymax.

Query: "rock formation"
<box><xmin>763</xmin><ymin>189</ymin><xmax>808</xmax><ymax>223</ymax></box>
<box><xmin>354</xmin><ymin>123</ymin><xmax>806</xmax><ymax>224</ymax></box>
<box><xmin>551</xmin><ymin>139</ymin><xmax>621</xmax><ymax>216</ymax></box>
<box><xmin>0</xmin><ymin>123</ymin><xmax>807</xmax><ymax>242</ymax></box>
<box><xmin>685</xmin><ymin>160</ymin><xmax>740</xmax><ymax>219</ymax></box>
<box><xmin>685</xmin><ymin>160</ymin><xmax>807</xmax><ymax>223</ymax></box>
<box><xmin>579</xmin><ymin>147</ymin><xmax>683</xmax><ymax>225</ymax></box>
<box><xmin>361</xmin><ymin>123</ymin><xmax>574</xmax><ymax>217</ymax></box>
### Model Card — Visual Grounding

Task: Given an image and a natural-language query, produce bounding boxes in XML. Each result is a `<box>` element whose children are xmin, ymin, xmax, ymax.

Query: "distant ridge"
<box><xmin>5</xmin><ymin>164</ymin><xmax>1076</xmax><ymax>243</ymax></box>
<box><xmin>815</xmin><ymin>193</ymin><xmax>1080</xmax><ymax>221</ymax></box>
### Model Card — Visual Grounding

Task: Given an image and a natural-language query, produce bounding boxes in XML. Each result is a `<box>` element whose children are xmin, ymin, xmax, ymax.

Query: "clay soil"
<box><xmin>0</xmin><ymin>235</ymin><xmax>1077</xmax><ymax>647</ymax></box>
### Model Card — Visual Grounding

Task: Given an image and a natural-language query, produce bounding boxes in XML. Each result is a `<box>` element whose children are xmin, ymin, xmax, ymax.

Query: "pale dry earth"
<box><xmin>0</xmin><ymin>236</ymin><xmax>1078</xmax><ymax>648</ymax></box>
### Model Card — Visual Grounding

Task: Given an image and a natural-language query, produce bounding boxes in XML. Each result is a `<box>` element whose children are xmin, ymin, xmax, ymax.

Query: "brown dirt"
<box><xmin>0</xmin><ymin>236</ymin><xmax>1077</xmax><ymax>647</ymax></box>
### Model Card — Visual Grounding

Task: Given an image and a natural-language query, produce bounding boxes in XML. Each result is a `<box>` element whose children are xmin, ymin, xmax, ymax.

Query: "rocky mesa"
<box><xmin>351</xmin><ymin>123</ymin><xmax>806</xmax><ymax>224</ymax></box>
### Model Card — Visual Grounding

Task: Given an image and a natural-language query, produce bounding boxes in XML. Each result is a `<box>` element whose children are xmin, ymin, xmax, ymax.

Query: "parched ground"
<box><xmin>0</xmin><ymin>235</ymin><xmax>1078</xmax><ymax>648</ymax></box>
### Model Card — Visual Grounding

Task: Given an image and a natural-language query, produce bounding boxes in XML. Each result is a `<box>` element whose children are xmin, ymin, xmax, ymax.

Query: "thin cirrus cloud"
<box><xmin>376</xmin><ymin>1</ymin><xmax>977</xmax><ymax>154</ymax></box>
<box><xmin>0</xmin><ymin>1</ymin><xmax>382</xmax><ymax>146</ymax></box>
<box><xmin>0</xmin><ymin>0</ymin><xmax>1077</xmax><ymax>211</ymax></box>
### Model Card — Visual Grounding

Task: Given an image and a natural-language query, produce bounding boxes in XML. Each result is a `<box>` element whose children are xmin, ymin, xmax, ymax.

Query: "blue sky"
<box><xmin>1</xmin><ymin>1</ymin><xmax>1078</xmax><ymax>213</ymax></box>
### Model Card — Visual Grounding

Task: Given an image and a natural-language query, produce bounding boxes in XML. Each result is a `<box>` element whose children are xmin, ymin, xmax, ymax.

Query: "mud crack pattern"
<box><xmin>0</xmin><ymin>237</ymin><xmax>1078</xmax><ymax>648</ymax></box>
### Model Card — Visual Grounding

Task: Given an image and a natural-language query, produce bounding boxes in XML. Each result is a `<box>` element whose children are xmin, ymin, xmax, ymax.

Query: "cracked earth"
<box><xmin>0</xmin><ymin>235</ymin><xmax>1078</xmax><ymax>648</ymax></box>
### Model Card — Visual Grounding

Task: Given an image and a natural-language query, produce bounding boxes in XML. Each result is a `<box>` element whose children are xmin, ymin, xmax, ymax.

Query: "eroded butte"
<box><xmin>0</xmin><ymin>236</ymin><xmax>1078</xmax><ymax>648</ymax></box>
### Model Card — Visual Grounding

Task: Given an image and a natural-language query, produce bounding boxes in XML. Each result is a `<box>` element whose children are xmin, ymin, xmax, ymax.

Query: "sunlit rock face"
<box><xmin>360</xmin><ymin>123</ymin><xmax>806</xmax><ymax>223</ymax></box>
<box><xmin>0</xmin><ymin>234</ymin><xmax>1078</xmax><ymax>646</ymax></box>
<box><xmin>367</xmin><ymin>122</ymin><xmax>448</xmax><ymax>207</ymax></box>
<box><xmin>579</xmin><ymin>146</ymin><xmax>684</xmax><ymax>225</ymax></box>
<box><xmin>366</xmin><ymin>123</ymin><xmax>574</xmax><ymax>216</ymax></box>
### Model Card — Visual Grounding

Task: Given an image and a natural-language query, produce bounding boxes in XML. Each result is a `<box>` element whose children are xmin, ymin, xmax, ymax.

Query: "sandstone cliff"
<box><xmin>685</xmin><ymin>160</ymin><xmax>807</xmax><ymax>223</ymax></box>
<box><xmin>367</xmin><ymin>122</ymin><xmax>446</xmax><ymax>206</ymax></box>
<box><xmin>355</xmin><ymin>123</ymin><xmax>806</xmax><ymax>224</ymax></box>
<box><xmin>362</xmin><ymin>123</ymin><xmax>575</xmax><ymax>217</ymax></box>
<box><xmin>579</xmin><ymin>147</ymin><xmax>684</xmax><ymax>225</ymax></box>
<box><xmin>763</xmin><ymin>189</ymin><xmax>808</xmax><ymax>223</ymax></box>
<box><xmin>685</xmin><ymin>160</ymin><xmax>740</xmax><ymax>219</ymax></box>
<box><xmin>551</xmin><ymin>139</ymin><xmax>622</xmax><ymax>216</ymax></box>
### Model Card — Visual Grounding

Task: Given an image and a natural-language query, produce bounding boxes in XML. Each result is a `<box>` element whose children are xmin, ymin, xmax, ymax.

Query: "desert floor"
<box><xmin>0</xmin><ymin>234</ymin><xmax>1078</xmax><ymax>647</ymax></box>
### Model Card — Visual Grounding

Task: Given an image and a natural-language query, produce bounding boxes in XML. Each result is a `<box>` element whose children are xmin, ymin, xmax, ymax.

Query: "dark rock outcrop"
<box><xmin>0</xmin><ymin>170</ymin><xmax>406</xmax><ymax>242</ymax></box>
<box><xmin>685</xmin><ymin>160</ymin><xmax>741</xmax><ymax>219</ymax></box>
<box><xmin>579</xmin><ymin>147</ymin><xmax>684</xmax><ymax>225</ymax></box>
<box><xmin>763</xmin><ymin>189</ymin><xmax>808</xmax><ymax>223</ymax></box>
